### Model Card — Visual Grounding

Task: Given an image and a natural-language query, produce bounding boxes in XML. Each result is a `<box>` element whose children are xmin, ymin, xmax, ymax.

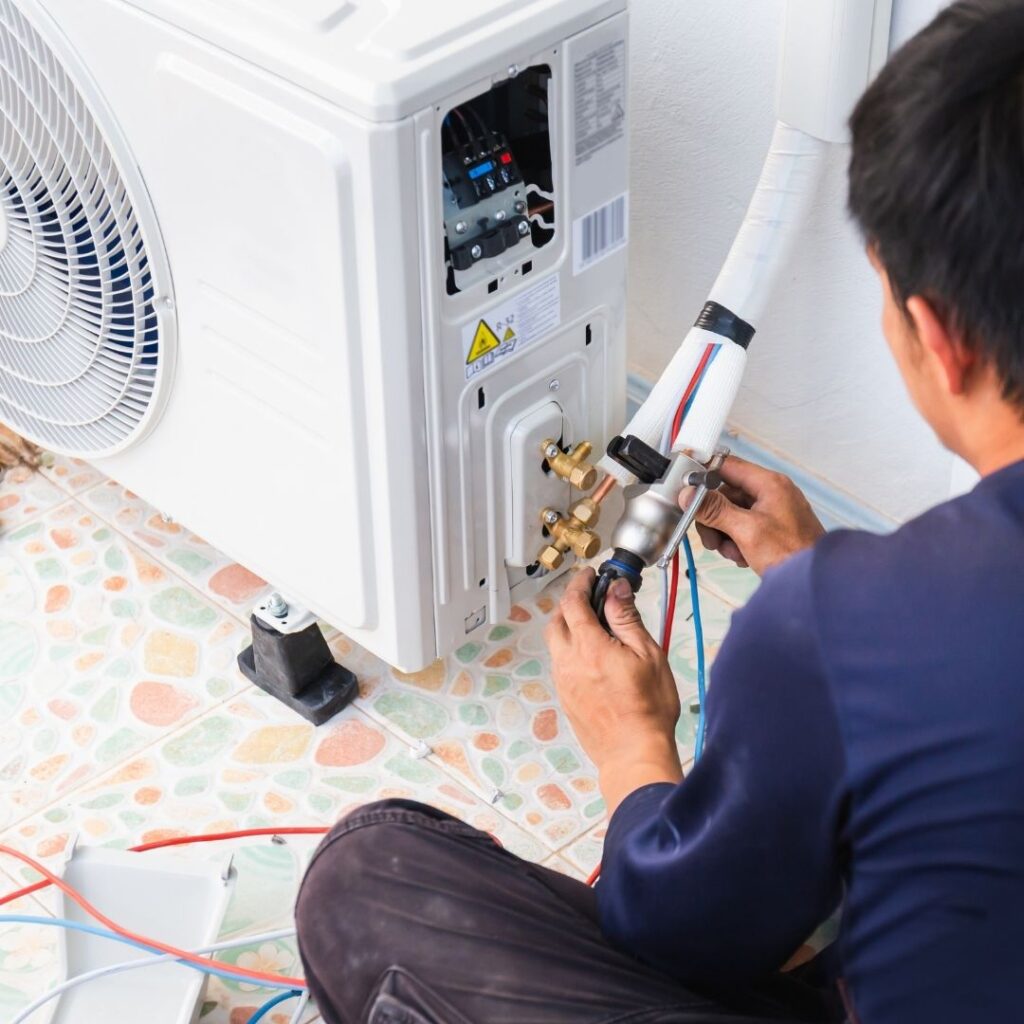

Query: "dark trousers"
<box><xmin>295</xmin><ymin>800</ymin><xmax>845</xmax><ymax>1024</ymax></box>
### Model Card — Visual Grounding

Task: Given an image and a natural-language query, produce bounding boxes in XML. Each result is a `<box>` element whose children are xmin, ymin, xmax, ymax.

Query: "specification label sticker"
<box><xmin>574</xmin><ymin>39</ymin><xmax>626</xmax><ymax>166</ymax></box>
<box><xmin>463</xmin><ymin>273</ymin><xmax>561</xmax><ymax>381</ymax></box>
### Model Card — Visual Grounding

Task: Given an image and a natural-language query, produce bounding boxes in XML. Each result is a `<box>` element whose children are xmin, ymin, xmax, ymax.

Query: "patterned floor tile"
<box><xmin>690</xmin><ymin>534</ymin><xmax>761</xmax><ymax>609</ymax></box>
<box><xmin>0</xmin><ymin>501</ymin><xmax>250</xmax><ymax>830</ymax></box>
<box><xmin>0</xmin><ymin>466</ymin><xmax>67</xmax><ymax>534</ymax></box>
<box><xmin>80</xmin><ymin>481</ymin><xmax>274</xmax><ymax>623</ymax></box>
<box><xmin>541</xmin><ymin>853</ymin><xmax>587</xmax><ymax>882</ymax></box>
<box><xmin>38</xmin><ymin>453</ymin><xmax>107</xmax><ymax>497</ymax></box>
<box><xmin>0</xmin><ymin>892</ymin><xmax>60</xmax><ymax>1023</ymax></box>
<box><xmin>560</xmin><ymin>821</ymin><xmax>607</xmax><ymax>877</ymax></box>
<box><xmin>0</xmin><ymin>691</ymin><xmax>542</xmax><ymax>1022</ymax></box>
<box><xmin>327</xmin><ymin>566</ymin><xmax>735</xmax><ymax>851</ymax></box>
<box><xmin>1</xmin><ymin>691</ymin><xmax>544</xmax><ymax>901</ymax></box>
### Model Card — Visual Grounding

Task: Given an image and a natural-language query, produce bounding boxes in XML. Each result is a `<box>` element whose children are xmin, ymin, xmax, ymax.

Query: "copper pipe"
<box><xmin>592</xmin><ymin>475</ymin><xmax>617</xmax><ymax>505</ymax></box>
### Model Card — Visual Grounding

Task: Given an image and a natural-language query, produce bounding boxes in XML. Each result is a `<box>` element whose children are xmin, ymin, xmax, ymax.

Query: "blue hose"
<box><xmin>248</xmin><ymin>989</ymin><xmax>302</xmax><ymax>1022</ymax></box>
<box><xmin>682</xmin><ymin>536</ymin><xmax>708</xmax><ymax>761</ymax></box>
<box><xmin>0</xmin><ymin>915</ymin><xmax>304</xmax><ymax>990</ymax></box>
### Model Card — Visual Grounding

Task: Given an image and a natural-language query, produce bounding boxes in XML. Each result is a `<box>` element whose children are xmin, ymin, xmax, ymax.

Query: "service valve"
<box><xmin>541</xmin><ymin>439</ymin><xmax>598</xmax><ymax>491</ymax></box>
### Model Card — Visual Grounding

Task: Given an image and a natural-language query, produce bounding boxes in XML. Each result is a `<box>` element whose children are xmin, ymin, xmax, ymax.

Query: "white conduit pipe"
<box><xmin>598</xmin><ymin>121</ymin><xmax>828</xmax><ymax>484</ymax></box>
<box><xmin>705</xmin><ymin>123</ymin><xmax>827</xmax><ymax>327</ymax></box>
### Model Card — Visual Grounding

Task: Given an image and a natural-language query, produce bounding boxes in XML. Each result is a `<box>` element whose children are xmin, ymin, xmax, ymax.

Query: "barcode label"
<box><xmin>573</xmin><ymin>192</ymin><xmax>628</xmax><ymax>274</ymax></box>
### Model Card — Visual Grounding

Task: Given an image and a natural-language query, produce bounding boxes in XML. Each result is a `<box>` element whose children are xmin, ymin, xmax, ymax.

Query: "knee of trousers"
<box><xmin>295</xmin><ymin>798</ymin><xmax>494</xmax><ymax>1006</ymax></box>
<box><xmin>295</xmin><ymin>799</ymin><xmax>465</xmax><ymax>935</ymax></box>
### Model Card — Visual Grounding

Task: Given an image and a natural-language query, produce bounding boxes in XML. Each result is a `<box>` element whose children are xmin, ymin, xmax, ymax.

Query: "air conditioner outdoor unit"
<box><xmin>0</xmin><ymin>0</ymin><xmax>630</xmax><ymax>670</ymax></box>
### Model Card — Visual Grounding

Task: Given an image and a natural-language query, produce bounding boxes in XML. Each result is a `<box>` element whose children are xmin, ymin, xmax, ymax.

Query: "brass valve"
<box><xmin>541</xmin><ymin>439</ymin><xmax>598</xmax><ymax>491</ymax></box>
<box><xmin>537</xmin><ymin>504</ymin><xmax>602</xmax><ymax>572</ymax></box>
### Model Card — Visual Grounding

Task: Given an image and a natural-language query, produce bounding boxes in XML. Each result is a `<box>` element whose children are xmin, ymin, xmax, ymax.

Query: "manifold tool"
<box><xmin>590</xmin><ymin>437</ymin><xmax>727</xmax><ymax>628</ymax></box>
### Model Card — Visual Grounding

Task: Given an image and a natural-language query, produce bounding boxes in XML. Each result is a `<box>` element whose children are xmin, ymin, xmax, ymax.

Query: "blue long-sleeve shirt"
<box><xmin>599</xmin><ymin>459</ymin><xmax>1024</xmax><ymax>1024</ymax></box>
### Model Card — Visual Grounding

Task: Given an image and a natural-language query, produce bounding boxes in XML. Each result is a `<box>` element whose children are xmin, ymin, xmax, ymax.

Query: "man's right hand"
<box><xmin>693</xmin><ymin>455</ymin><xmax>825</xmax><ymax>576</ymax></box>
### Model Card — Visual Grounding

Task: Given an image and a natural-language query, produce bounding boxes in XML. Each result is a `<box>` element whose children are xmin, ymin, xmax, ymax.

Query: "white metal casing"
<box><xmin>25</xmin><ymin>0</ymin><xmax>630</xmax><ymax>670</ymax></box>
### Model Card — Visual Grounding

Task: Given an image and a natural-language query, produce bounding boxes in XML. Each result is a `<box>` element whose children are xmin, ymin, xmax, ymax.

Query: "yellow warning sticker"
<box><xmin>466</xmin><ymin>320</ymin><xmax>501</xmax><ymax>364</ymax></box>
<box><xmin>461</xmin><ymin>273</ymin><xmax>561</xmax><ymax>381</ymax></box>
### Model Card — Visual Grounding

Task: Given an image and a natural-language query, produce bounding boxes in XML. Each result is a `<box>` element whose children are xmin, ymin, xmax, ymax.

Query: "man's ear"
<box><xmin>905</xmin><ymin>295</ymin><xmax>975</xmax><ymax>397</ymax></box>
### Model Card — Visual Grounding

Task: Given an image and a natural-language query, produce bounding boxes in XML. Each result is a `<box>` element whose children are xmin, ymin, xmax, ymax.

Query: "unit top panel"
<box><xmin>115</xmin><ymin>0</ymin><xmax>626</xmax><ymax>121</ymax></box>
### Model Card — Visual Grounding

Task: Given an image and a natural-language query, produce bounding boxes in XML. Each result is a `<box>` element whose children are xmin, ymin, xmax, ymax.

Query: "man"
<box><xmin>295</xmin><ymin>3</ymin><xmax>1024</xmax><ymax>1021</ymax></box>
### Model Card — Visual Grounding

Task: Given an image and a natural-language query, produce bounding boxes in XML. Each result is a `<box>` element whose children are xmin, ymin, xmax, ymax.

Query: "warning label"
<box><xmin>467</xmin><ymin>320</ymin><xmax>501</xmax><ymax>364</ymax></box>
<box><xmin>574</xmin><ymin>39</ymin><xmax>626</xmax><ymax>166</ymax></box>
<box><xmin>462</xmin><ymin>273</ymin><xmax>561</xmax><ymax>381</ymax></box>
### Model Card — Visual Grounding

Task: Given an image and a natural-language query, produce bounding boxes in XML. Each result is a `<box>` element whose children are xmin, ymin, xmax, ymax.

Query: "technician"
<box><xmin>295</xmin><ymin>3</ymin><xmax>1024</xmax><ymax>1022</ymax></box>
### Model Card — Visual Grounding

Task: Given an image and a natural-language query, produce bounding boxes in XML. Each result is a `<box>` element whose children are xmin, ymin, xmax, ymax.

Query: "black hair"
<box><xmin>848</xmin><ymin>0</ymin><xmax>1024</xmax><ymax>409</ymax></box>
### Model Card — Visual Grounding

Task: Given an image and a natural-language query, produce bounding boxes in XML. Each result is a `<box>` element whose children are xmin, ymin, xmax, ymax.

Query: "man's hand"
<box><xmin>0</xmin><ymin>425</ymin><xmax>41</xmax><ymax>472</ymax></box>
<box><xmin>545</xmin><ymin>568</ymin><xmax>682</xmax><ymax>816</ymax></box>
<box><xmin>695</xmin><ymin>456</ymin><xmax>825</xmax><ymax>576</ymax></box>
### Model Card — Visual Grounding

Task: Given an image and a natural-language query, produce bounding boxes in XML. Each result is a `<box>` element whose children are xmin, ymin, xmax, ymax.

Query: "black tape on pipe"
<box><xmin>694</xmin><ymin>301</ymin><xmax>755</xmax><ymax>349</ymax></box>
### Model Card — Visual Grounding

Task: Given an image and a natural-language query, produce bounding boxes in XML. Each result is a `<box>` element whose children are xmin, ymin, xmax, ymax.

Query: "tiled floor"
<box><xmin>0</xmin><ymin>456</ymin><xmax>760</xmax><ymax>1022</ymax></box>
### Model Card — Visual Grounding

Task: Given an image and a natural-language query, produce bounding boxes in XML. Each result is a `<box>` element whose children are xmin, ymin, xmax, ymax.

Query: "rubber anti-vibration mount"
<box><xmin>238</xmin><ymin>616</ymin><xmax>357</xmax><ymax>725</ymax></box>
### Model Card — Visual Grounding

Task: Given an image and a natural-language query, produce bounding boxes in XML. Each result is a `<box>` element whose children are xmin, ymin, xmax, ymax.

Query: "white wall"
<box><xmin>626</xmin><ymin>0</ymin><xmax>950</xmax><ymax>523</ymax></box>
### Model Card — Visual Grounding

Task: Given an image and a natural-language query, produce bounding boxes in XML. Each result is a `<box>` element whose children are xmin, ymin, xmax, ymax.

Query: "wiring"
<box><xmin>442</xmin><ymin>116</ymin><xmax>457</xmax><ymax>151</ymax></box>
<box><xmin>290</xmin><ymin>990</ymin><xmax>312</xmax><ymax>1024</ymax></box>
<box><xmin>669</xmin><ymin>343</ymin><xmax>718</xmax><ymax>450</ymax></box>
<box><xmin>0</xmin><ymin>915</ymin><xmax>299</xmax><ymax>989</ymax></box>
<box><xmin>0</xmin><ymin>826</ymin><xmax>330</xmax><ymax>908</ymax></box>
<box><xmin>450</xmin><ymin>107</ymin><xmax>474</xmax><ymax>144</ymax></box>
<box><xmin>683</xmin><ymin>534</ymin><xmax>708</xmax><ymax>761</ymax></box>
<box><xmin>657</xmin><ymin>342</ymin><xmax>719</xmax><ymax>654</ymax></box>
<box><xmin>658</xmin><ymin>560</ymin><xmax>670</xmax><ymax>648</ymax></box>
<box><xmin>465</xmin><ymin>105</ymin><xmax>491</xmax><ymax>139</ymax></box>
<box><xmin>7</xmin><ymin>924</ymin><xmax>297</xmax><ymax>1023</ymax></box>
<box><xmin>0</xmin><ymin>845</ymin><xmax>307</xmax><ymax>988</ymax></box>
<box><xmin>249</xmin><ymin>989</ymin><xmax>302</xmax><ymax>1023</ymax></box>
<box><xmin>661</xmin><ymin>554</ymin><xmax>681</xmax><ymax>654</ymax></box>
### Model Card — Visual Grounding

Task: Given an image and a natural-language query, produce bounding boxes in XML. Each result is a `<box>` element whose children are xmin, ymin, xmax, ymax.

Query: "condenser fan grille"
<box><xmin>0</xmin><ymin>0</ymin><xmax>173</xmax><ymax>456</ymax></box>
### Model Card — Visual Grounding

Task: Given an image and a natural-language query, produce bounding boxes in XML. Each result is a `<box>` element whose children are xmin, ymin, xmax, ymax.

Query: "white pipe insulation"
<box><xmin>674</xmin><ymin>124</ymin><xmax>828</xmax><ymax>463</ymax></box>
<box><xmin>599</xmin><ymin>0</ymin><xmax>894</xmax><ymax>484</ymax></box>
<box><xmin>599</xmin><ymin>122</ymin><xmax>827</xmax><ymax>478</ymax></box>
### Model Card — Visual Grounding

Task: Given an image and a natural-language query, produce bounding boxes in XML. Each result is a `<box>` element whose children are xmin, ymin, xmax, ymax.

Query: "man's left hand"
<box><xmin>545</xmin><ymin>568</ymin><xmax>683</xmax><ymax>816</ymax></box>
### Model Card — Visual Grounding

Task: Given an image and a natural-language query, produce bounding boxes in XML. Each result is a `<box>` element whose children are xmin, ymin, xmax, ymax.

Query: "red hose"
<box><xmin>0</xmin><ymin>842</ymin><xmax>309</xmax><ymax>987</ymax></box>
<box><xmin>0</xmin><ymin>826</ymin><xmax>332</xmax><ymax>909</ymax></box>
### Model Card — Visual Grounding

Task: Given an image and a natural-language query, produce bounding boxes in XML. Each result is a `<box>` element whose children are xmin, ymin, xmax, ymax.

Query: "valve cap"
<box><xmin>569</xmin><ymin>465</ymin><xmax>598</xmax><ymax>491</ymax></box>
<box><xmin>538</xmin><ymin>545</ymin><xmax>565</xmax><ymax>572</ymax></box>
